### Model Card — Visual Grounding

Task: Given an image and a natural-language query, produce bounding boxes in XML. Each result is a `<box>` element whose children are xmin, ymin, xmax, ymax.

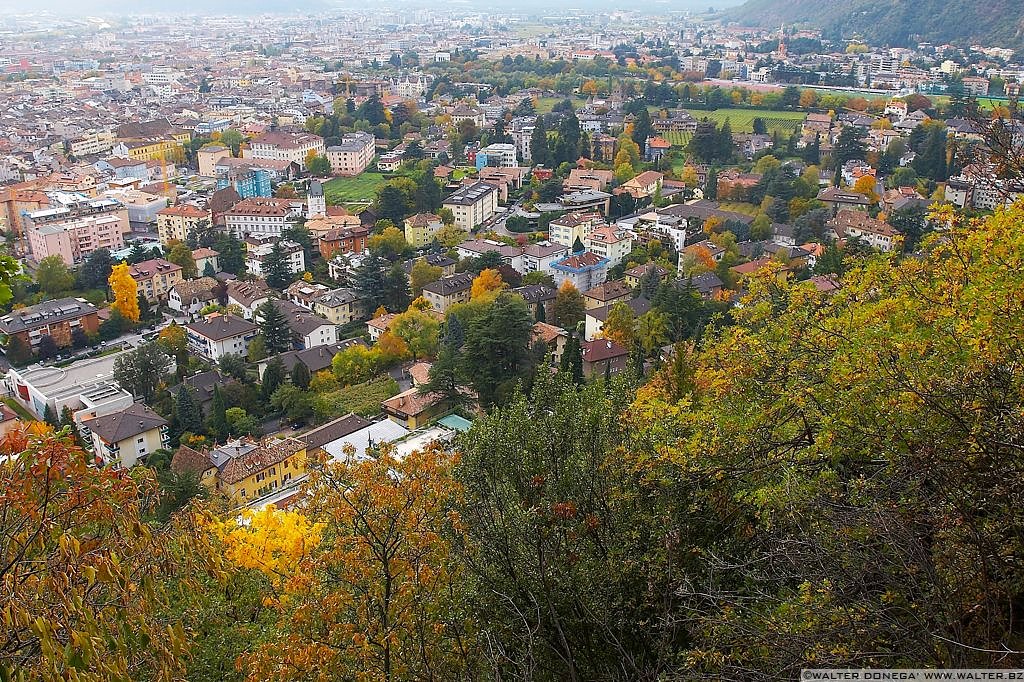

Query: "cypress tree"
<box><xmin>175</xmin><ymin>384</ymin><xmax>203</xmax><ymax>436</ymax></box>
<box><xmin>291</xmin><ymin>362</ymin><xmax>311</xmax><ymax>390</ymax></box>
<box><xmin>207</xmin><ymin>385</ymin><xmax>228</xmax><ymax>441</ymax></box>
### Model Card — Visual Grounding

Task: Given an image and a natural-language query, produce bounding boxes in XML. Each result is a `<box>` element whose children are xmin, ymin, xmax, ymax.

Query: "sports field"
<box><xmin>323</xmin><ymin>172</ymin><xmax>388</xmax><ymax>206</ymax></box>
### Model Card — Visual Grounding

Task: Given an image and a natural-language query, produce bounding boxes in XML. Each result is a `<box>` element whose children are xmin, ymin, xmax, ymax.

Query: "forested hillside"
<box><xmin>726</xmin><ymin>0</ymin><xmax>1024</xmax><ymax>49</ymax></box>
<box><xmin>5</xmin><ymin>202</ymin><xmax>1024</xmax><ymax>678</ymax></box>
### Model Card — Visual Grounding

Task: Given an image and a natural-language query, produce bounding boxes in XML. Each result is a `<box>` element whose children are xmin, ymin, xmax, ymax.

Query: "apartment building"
<box><xmin>245</xmin><ymin>237</ymin><xmax>306</xmax><ymax>278</ymax></box>
<box><xmin>584</xmin><ymin>225</ymin><xmax>632</xmax><ymax>268</ymax></box>
<box><xmin>548</xmin><ymin>211</ymin><xmax>602</xmax><ymax>249</ymax></box>
<box><xmin>404</xmin><ymin>212</ymin><xmax>444</xmax><ymax>248</ymax></box>
<box><xmin>82</xmin><ymin>403</ymin><xmax>169</xmax><ymax>469</ymax></box>
<box><xmin>224</xmin><ymin>197</ymin><xmax>302</xmax><ymax>239</ymax></box>
<box><xmin>0</xmin><ymin>297</ymin><xmax>99</xmax><ymax>352</ymax></box>
<box><xmin>129</xmin><ymin>258</ymin><xmax>184</xmax><ymax>303</ymax></box>
<box><xmin>325</xmin><ymin>132</ymin><xmax>375</xmax><ymax>176</ymax></box>
<box><xmin>185</xmin><ymin>314</ymin><xmax>259</xmax><ymax>361</ymax></box>
<box><xmin>421</xmin><ymin>272</ymin><xmax>475</xmax><ymax>313</ymax></box>
<box><xmin>247</xmin><ymin>131</ymin><xmax>325</xmax><ymax>171</ymax></box>
<box><xmin>441</xmin><ymin>182</ymin><xmax>498</xmax><ymax>230</ymax></box>
<box><xmin>171</xmin><ymin>437</ymin><xmax>307</xmax><ymax>506</ymax></box>
<box><xmin>25</xmin><ymin>194</ymin><xmax>130</xmax><ymax>265</ymax></box>
<box><xmin>156</xmin><ymin>204</ymin><xmax>210</xmax><ymax>245</ymax></box>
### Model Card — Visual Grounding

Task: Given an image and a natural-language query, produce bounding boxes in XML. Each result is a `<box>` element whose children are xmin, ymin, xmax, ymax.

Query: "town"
<box><xmin>2</xmin><ymin>4</ymin><xmax>1024</xmax><ymax>680</ymax></box>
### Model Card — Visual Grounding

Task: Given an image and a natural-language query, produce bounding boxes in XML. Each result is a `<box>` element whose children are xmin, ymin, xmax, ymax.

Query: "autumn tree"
<box><xmin>409</xmin><ymin>258</ymin><xmax>442</xmax><ymax>297</ymax></box>
<box><xmin>389</xmin><ymin>307</ymin><xmax>440</xmax><ymax>360</ymax></box>
<box><xmin>601</xmin><ymin>301</ymin><xmax>635</xmax><ymax>347</ymax></box>
<box><xmin>470</xmin><ymin>267</ymin><xmax>504</xmax><ymax>299</ymax></box>
<box><xmin>551</xmin><ymin>280</ymin><xmax>585</xmax><ymax>330</ymax></box>
<box><xmin>109</xmin><ymin>262</ymin><xmax>140</xmax><ymax>323</ymax></box>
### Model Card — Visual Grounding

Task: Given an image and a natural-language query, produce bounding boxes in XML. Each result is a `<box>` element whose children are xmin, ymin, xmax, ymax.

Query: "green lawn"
<box><xmin>535</xmin><ymin>96</ymin><xmax>589</xmax><ymax>114</ymax></box>
<box><xmin>3</xmin><ymin>397</ymin><xmax>37</xmax><ymax>422</ymax></box>
<box><xmin>664</xmin><ymin>131</ymin><xmax>693</xmax><ymax>148</ymax></box>
<box><xmin>323</xmin><ymin>172</ymin><xmax>389</xmax><ymax>207</ymax></box>
<box><xmin>683</xmin><ymin>108</ymin><xmax>806</xmax><ymax>134</ymax></box>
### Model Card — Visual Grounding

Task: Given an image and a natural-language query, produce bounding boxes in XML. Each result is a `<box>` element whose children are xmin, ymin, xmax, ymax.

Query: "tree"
<box><xmin>228</xmin><ymin>443</ymin><xmax>477</xmax><ymax>681</ymax></box>
<box><xmin>5</xmin><ymin>334</ymin><xmax>32</xmax><ymax>366</ymax></box>
<box><xmin>166</xmin><ymin>242</ymin><xmax>198</xmax><ymax>279</ymax></box>
<box><xmin>552</xmin><ymin>280</ymin><xmax>585</xmax><ymax>329</ymax></box>
<box><xmin>833</xmin><ymin>125</ymin><xmax>867</xmax><ymax>166</ymax></box>
<box><xmin>463</xmin><ymin>292</ymin><xmax>534</xmax><ymax>406</ymax></box>
<box><xmin>260</xmin><ymin>356</ymin><xmax>286</xmax><ymax>402</ymax></box>
<box><xmin>77</xmin><ymin>247</ymin><xmax>113</xmax><ymax>290</ymax></box>
<box><xmin>414</xmin><ymin>171</ymin><xmax>442</xmax><ymax>213</ymax></box>
<box><xmin>214</xmin><ymin>234</ymin><xmax>246</xmax><ymax>275</ymax></box>
<box><xmin>367</xmin><ymin>225</ymin><xmax>410</xmax><ymax>261</ymax></box>
<box><xmin>704</xmin><ymin>167</ymin><xmax>718</xmax><ymax>199</ymax></box>
<box><xmin>203</xmin><ymin>260</ymin><xmax>216</xmax><ymax>278</ymax></box>
<box><xmin>471</xmin><ymin>268</ymin><xmax>504</xmax><ymax>299</ymax></box>
<box><xmin>256</xmin><ymin>301</ymin><xmax>293</xmax><ymax>355</ymax></box>
<box><xmin>36</xmin><ymin>334</ymin><xmax>58</xmax><ymax>360</ymax></box>
<box><xmin>0</xmin><ymin>428</ymin><xmax>194</xmax><ymax>680</ymax></box>
<box><xmin>218</xmin><ymin>352</ymin><xmax>248</xmax><ymax>381</ymax></box>
<box><xmin>263</xmin><ymin>242</ymin><xmax>296</xmax><ymax>289</ymax></box>
<box><xmin>803</xmin><ymin>133</ymin><xmax>821</xmax><ymax>165</ymax></box>
<box><xmin>307</xmin><ymin>154</ymin><xmax>331</xmax><ymax>176</ymax></box>
<box><xmin>175</xmin><ymin>383</ymin><xmax>203</xmax><ymax>435</ymax></box>
<box><xmin>290</xmin><ymin>361</ymin><xmax>311</xmax><ymax>389</ymax></box>
<box><xmin>375</xmin><ymin>184</ymin><xmax>413</xmax><ymax>226</ymax></box>
<box><xmin>43</xmin><ymin>403</ymin><xmax>59</xmax><ymax>428</ymax></box>
<box><xmin>270</xmin><ymin>384</ymin><xmax>313</xmax><ymax>423</ymax></box>
<box><xmin>207</xmin><ymin>384</ymin><xmax>228</xmax><ymax>440</ymax></box>
<box><xmin>631</xmin><ymin>107</ymin><xmax>653</xmax><ymax>147</ymax></box>
<box><xmin>35</xmin><ymin>255</ymin><xmax>75</xmax><ymax>296</ymax></box>
<box><xmin>109</xmin><ymin>263</ymin><xmax>140</xmax><ymax>323</ymax></box>
<box><xmin>390</xmin><ymin>307</ymin><xmax>440</xmax><ymax>360</ymax></box>
<box><xmin>602</xmin><ymin>301</ymin><xmax>635</xmax><ymax>347</ymax></box>
<box><xmin>137</xmin><ymin>293</ymin><xmax>152</xmax><ymax>323</ymax></box>
<box><xmin>531</xmin><ymin>115</ymin><xmax>550</xmax><ymax>167</ymax></box>
<box><xmin>113</xmin><ymin>342</ymin><xmax>172</xmax><ymax>403</ymax></box>
<box><xmin>409</xmin><ymin>258</ymin><xmax>443</xmax><ymax>297</ymax></box>
<box><xmin>852</xmin><ymin>174</ymin><xmax>879</xmax><ymax>203</ymax></box>
<box><xmin>636</xmin><ymin>309</ymin><xmax>669</xmax><ymax>356</ymax></box>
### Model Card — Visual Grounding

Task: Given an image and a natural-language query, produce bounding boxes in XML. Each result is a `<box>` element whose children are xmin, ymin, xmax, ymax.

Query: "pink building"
<box><xmin>26</xmin><ymin>197</ymin><xmax>130</xmax><ymax>265</ymax></box>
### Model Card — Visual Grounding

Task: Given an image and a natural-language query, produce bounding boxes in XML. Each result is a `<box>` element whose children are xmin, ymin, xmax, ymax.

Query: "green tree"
<box><xmin>5</xmin><ymin>334</ymin><xmax>32</xmax><ymax>366</ymax></box>
<box><xmin>263</xmin><ymin>243</ymin><xmax>296</xmax><ymax>290</ymax></box>
<box><xmin>214</xmin><ymin>234</ymin><xmax>246</xmax><ymax>275</ymax></box>
<box><xmin>175</xmin><ymin>384</ymin><xmax>203</xmax><ymax>435</ymax></box>
<box><xmin>207</xmin><ymin>384</ymin><xmax>229</xmax><ymax>441</ymax></box>
<box><xmin>261</xmin><ymin>356</ymin><xmax>286</xmax><ymax>402</ymax></box>
<box><xmin>77</xmin><ymin>247</ymin><xmax>113</xmax><ymax>290</ymax></box>
<box><xmin>409</xmin><ymin>258</ymin><xmax>443</xmax><ymax>297</ymax></box>
<box><xmin>256</xmin><ymin>301</ymin><xmax>293</xmax><ymax>355</ymax></box>
<box><xmin>113</xmin><ymin>342</ymin><xmax>173</xmax><ymax>403</ymax></box>
<box><xmin>35</xmin><ymin>255</ymin><xmax>75</xmax><ymax>296</ymax></box>
<box><xmin>307</xmin><ymin>155</ymin><xmax>331</xmax><ymax>176</ymax></box>
<box><xmin>463</xmin><ymin>292</ymin><xmax>534</xmax><ymax>406</ymax></box>
<box><xmin>166</xmin><ymin>243</ymin><xmax>198</xmax><ymax>279</ymax></box>
<box><xmin>290</xmin><ymin>361</ymin><xmax>311</xmax><ymax>390</ymax></box>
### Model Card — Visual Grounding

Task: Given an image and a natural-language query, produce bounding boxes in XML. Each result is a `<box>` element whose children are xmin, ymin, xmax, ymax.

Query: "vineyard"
<box><xmin>658</xmin><ymin>108</ymin><xmax>807</xmax><ymax>147</ymax></box>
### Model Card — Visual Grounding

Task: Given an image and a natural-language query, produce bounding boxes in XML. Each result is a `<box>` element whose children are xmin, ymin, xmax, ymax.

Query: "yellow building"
<box><xmin>157</xmin><ymin>204</ymin><xmax>210</xmax><ymax>245</ymax></box>
<box><xmin>170</xmin><ymin>437</ymin><xmax>308</xmax><ymax>506</ymax></box>
<box><xmin>403</xmin><ymin>212</ymin><xmax>443</xmax><ymax>248</ymax></box>
<box><xmin>128</xmin><ymin>258</ymin><xmax>184</xmax><ymax>303</ymax></box>
<box><xmin>121</xmin><ymin>138</ymin><xmax>186</xmax><ymax>163</ymax></box>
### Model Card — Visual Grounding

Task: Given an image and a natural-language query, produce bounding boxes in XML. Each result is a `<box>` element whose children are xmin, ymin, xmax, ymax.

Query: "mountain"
<box><xmin>725</xmin><ymin>0</ymin><xmax>1024</xmax><ymax>50</ymax></box>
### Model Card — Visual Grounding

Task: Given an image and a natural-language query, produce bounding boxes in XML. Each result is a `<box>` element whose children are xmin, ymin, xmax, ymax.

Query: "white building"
<box><xmin>325</xmin><ymin>132</ymin><xmax>375</xmax><ymax>176</ymax></box>
<box><xmin>584</xmin><ymin>225</ymin><xmax>633</xmax><ymax>268</ymax></box>
<box><xmin>476</xmin><ymin>143</ymin><xmax>518</xmax><ymax>168</ymax></box>
<box><xmin>442</xmin><ymin>182</ymin><xmax>498</xmax><ymax>230</ymax></box>
<box><xmin>185</xmin><ymin>315</ymin><xmax>259</xmax><ymax>361</ymax></box>
<box><xmin>245</xmin><ymin>238</ymin><xmax>306</xmax><ymax>278</ymax></box>
<box><xmin>246</xmin><ymin>131</ymin><xmax>325</xmax><ymax>171</ymax></box>
<box><xmin>82</xmin><ymin>403</ymin><xmax>169</xmax><ymax>469</ymax></box>
<box><xmin>224</xmin><ymin>197</ymin><xmax>303</xmax><ymax>239</ymax></box>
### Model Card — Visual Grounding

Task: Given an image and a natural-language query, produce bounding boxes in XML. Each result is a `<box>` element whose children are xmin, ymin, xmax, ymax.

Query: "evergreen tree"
<box><xmin>175</xmin><ymin>384</ymin><xmax>203</xmax><ymax>435</ymax></box>
<box><xmin>137</xmin><ymin>294</ymin><xmax>151</xmax><ymax>323</ymax></box>
<box><xmin>60</xmin><ymin>405</ymin><xmax>82</xmax><ymax>446</ymax></box>
<box><xmin>5</xmin><ymin>335</ymin><xmax>32</xmax><ymax>366</ymax></box>
<box><xmin>535</xmin><ymin>301</ymin><xmax>546</xmax><ymax>323</ymax></box>
<box><xmin>43</xmin><ymin>404</ymin><xmax>59</xmax><ymax>428</ymax></box>
<box><xmin>833</xmin><ymin>125</ymin><xmax>867</xmax><ymax>166</ymax></box>
<box><xmin>202</xmin><ymin>261</ymin><xmax>216</xmax><ymax>278</ymax></box>
<box><xmin>214</xmin><ymin>234</ymin><xmax>245</xmax><ymax>275</ymax></box>
<box><xmin>631</xmin><ymin>107</ymin><xmax>653</xmax><ymax>147</ymax></box>
<box><xmin>559</xmin><ymin>334</ymin><xmax>584</xmax><ymax>384</ymax></box>
<box><xmin>263</xmin><ymin>243</ymin><xmax>295</xmax><ymax>290</ymax></box>
<box><xmin>207</xmin><ymin>385</ymin><xmax>228</xmax><ymax>441</ymax></box>
<box><xmin>261</xmin><ymin>357</ymin><xmax>286</xmax><ymax>402</ymax></box>
<box><xmin>803</xmin><ymin>134</ymin><xmax>821</xmax><ymax>165</ymax></box>
<box><xmin>463</xmin><ymin>293</ymin><xmax>534</xmax><ymax>406</ymax></box>
<box><xmin>256</xmin><ymin>301</ymin><xmax>293</xmax><ymax>355</ymax></box>
<box><xmin>704</xmin><ymin>167</ymin><xmax>718</xmax><ymax>200</ymax></box>
<box><xmin>717</xmin><ymin>118</ymin><xmax>733</xmax><ymax>162</ymax></box>
<box><xmin>530</xmin><ymin>115</ymin><xmax>549</xmax><ymax>166</ymax></box>
<box><xmin>290</xmin><ymin>361</ymin><xmax>311</xmax><ymax>390</ymax></box>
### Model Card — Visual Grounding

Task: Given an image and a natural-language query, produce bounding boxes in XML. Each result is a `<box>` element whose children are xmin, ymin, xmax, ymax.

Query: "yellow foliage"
<box><xmin>471</xmin><ymin>268</ymin><xmax>505</xmax><ymax>299</ymax></box>
<box><xmin>215</xmin><ymin>506</ymin><xmax>324</xmax><ymax>589</ymax></box>
<box><xmin>108</xmin><ymin>263</ymin><xmax>140</xmax><ymax>323</ymax></box>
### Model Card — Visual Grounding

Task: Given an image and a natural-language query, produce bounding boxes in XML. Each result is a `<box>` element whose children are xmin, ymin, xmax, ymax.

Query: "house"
<box><xmin>521</xmin><ymin>241</ymin><xmax>569</xmax><ymax>276</ymax></box>
<box><xmin>381</xmin><ymin>387</ymin><xmax>452</xmax><ymax>430</ymax></box>
<box><xmin>126</xmin><ymin>258</ymin><xmax>182</xmax><ymax>304</ymax></box>
<box><xmin>551</xmin><ymin>251</ymin><xmax>608</xmax><ymax>293</ymax></box>
<box><xmin>156</xmin><ymin>204</ymin><xmax>209</xmax><ymax>245</ymax></box>
<box><xmin>184</xmin><ymin>370</ymin><xmax>238</xmax><ymax>415</ymax></box>
<box><xmin>0</xmin><ymin>297</ymin><xmax>99</xmax><ymax>353</ymax></box>
<box><xmin>285</xmin><ymin>281</ymin><xmax>333</xmax><ymax>310</ymax></box>
<box><xmin>563</xmin><ymin>168</ymin><xmax>614</xmax><ymax>193</ymax></box>
<box><xmin>685</xmin><ymin>272</ymin><xmax>725</xmax><ymax>299</ymax></box>
<box><xmin>421</xmin><ymin>272</ymin><xmax>475</xmax><ymax>313</ymax></box>
<box><xmin>624</xmin><ymin>262</ymin><xmax>670</xmax><ymax>289</ymax></box>
<box><xmin>257</xmin><ymin>342</ymin><xmax>357</xmax><ymax>381</ymax></box>
<box><xmin>185</xmin><ymin>314</ymin><xmax>258</xmax><ymax>361</ymax></box>
<box><xmin>266</xmin><ymin>299</ymin><xmax>339</xmax><ymax>350</ymax></box>
<box><xmin>645</xmin><ymin>136</ymin><xmax>672</xmax><ymax>162</ymax></box>
<box><xmin>451</xmin><ymin>105</ymin><xmax>486</xmax><ymax>128</ymax></box>
<box><xmin>585</xmin><ymin>296</ymin><xmax>651</xmax><ymax>341</ymax></box>
<box><xmin>313</xmin><ymin>288</ymin><xmax>365</xmax><ymax>325</ymax></box>
<box><xmin>455</xmin><ymin>239</ymin><xmax>524</xmax><ymax>272</ymax></box>
<box><xmin>827</xmin><ymin>210</ymin><xmax>901</xmax><ymax>253</ymax></box>
<box><xmin>82</xmin><ymin>403</ymin><xmax>169</xmax><ymax>469</ymax></box>
<box><xmin>730</xmin><ymin>257</ymin><xmax>791</xmax><ymax>281</ymax></box>
<box><xmin>318</xmin><ymin>224</ymin><xmax>370</xmax><ymax>259</ymax></box>
<box><xmin>580</xmin><ymin>339</ymin><xmax>629</xmax><ymax>376</ymax></box>
<box><xmin>171</xmin><ymin>437</ymin><xmax>307</xmax><ymax>505</ymax></box>
<box><xmin>531</xmin><ymin>322</ymin><xmax>569</xmax><ymax>365</ymax></box>
<box><xmin>226</xmin><ymin>279</ymin><xmax>271</xmax><ymax>320</ymax></box>
<box><xmin>617</xmin><ymin>171</ymin><xmax>663</xmax><ymax>199</ymax></box>
<box><xmin>514</xmin><ymin>284</ymin><xmax>556</xmax><ymax>319</ymax></box>
<box><xmin>402</xmin><ymin>254</ymin><xmax>458</xmax><ymax>278</ymax></box>
<box><xmin>192</xmin><ymin>247</ymin><xmax>220</xmax><ymax>275</ymax></box>
<box><xmin>548</xmin><ymin>211</ymin><xmax>603</xmax><ymax>249</ymax></box>
<box><xmin>299</xmin><ymin>413</ymin><xmax>373</xmax><ymax>457</ymax></box>
<box><xmin>584</xmin><ymin>225</ymin><xmax>632</xmax><ymax>268</ymax></box>
<box><xmin>442</xmin><ymin>182</ymin><xmax>498</xmax><ymax>230</ymax></box>
<box><xmin>245</xmin><ymin>238</ymin><xmax>305</xmax><ymax>278</ymax></box>
<box><xmin>404</xmin><ymin>213</ymin><xmax>444</xmax><ymax>248</ymax></box>
<box><xmin>583</xmin><ymin>280</ymin><xmax>632</xmax><ymax>310</ymax></box>
<box><xmin>168</xmin><ymin>277</ymin><xmax>221</xmax><ymax>318</ymax></box>
<box><xmin>367</xmin><ymin>312</ymin><xmax>397</xmax><ymax>341</ymax></box>
<box><xmin>816</xmin><ymin>187</ymin><xmax>872</xmax><ymax>213</ymax></box>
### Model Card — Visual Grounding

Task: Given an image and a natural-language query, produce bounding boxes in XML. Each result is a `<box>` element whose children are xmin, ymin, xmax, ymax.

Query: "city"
<box><xmin>1</xmin><ymin>3</ymin><xmax>1023</xmax><ymax>680</ymax></box>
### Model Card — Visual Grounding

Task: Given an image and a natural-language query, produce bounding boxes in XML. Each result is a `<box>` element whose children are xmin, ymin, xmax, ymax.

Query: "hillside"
<box><xmin>725</xmin><ymin>0</ymin><xmax>1024</xmax><ymax>49</ymax></box>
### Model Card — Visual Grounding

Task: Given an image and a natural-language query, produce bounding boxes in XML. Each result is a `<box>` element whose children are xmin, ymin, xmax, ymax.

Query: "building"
<box><xmin>381</xmin><ymin>387</ymin><xmax>452</xmax><ymax>430</ymax></box>
<box><xmin>285</xmin><ymin>281</ymin><xmax>332</xmax><ymax>310</ymax></box>
<box><xmin>421</xmin><ymin>272</ymin><xmax>475</xmax><ymax>313</ymax></box>
<box><xmin>827</xmin><ymin>210</ymin><xmax>901</xmax><ymax>252</ymax></box>
<box><xmin>583</xmin><ymin>280</ymin><xmax>632</xmax><ymax>310</ymax></box>
<box><xmin>402</xmin><ymin>254</ymin><xmax>458</xmax><ymax>278</ymax></box>
<box><xmin>404</xmin><ymin>213</ymin><xmax>444</xmax><ymax>248</ymax></box>
<box><xmin>585</xmin><ymin>296</ymin><xmax>651</xmax><ymax>341</ymax></box>
<box><xmin>156</xmin><ymin>204</ymin><xmax>209</xmax><ymax>246</ymax></box>
<box><xmin>307</xmin><ymin>180</ymin><xmax>327</xmax><ymax>218</ymax></box>
<box><xmin>215</xmin><ymin>162</ymin><xmax>274</xmax><ymax>198</ymax></box>
<box><xmin>313</xmin><ymin>288</ymin><xmax>365</xmax><ymax>325</ymax></box>
<box><xmin>319</xmin><ymin>224</ymin><xmax>370</xmax><ymax>260</ymax></box>
<box><xmin>226</xmin><ymin>279</ymin><xmax>272</xmax><ymax>320</ymax></box>
<box><xmin>325</xmin><ymin>132</ymin><xmax>376</xmax><ymax>176</ymax></box>
<box><xmin>168</xmin><ymin>277</ymin><xmax>221</xmax><ymax>318</ymax></box>
<box><xmin>265</xmin><ymin>299</ymin><xmax>339</xmax><ymax>350</ymax></box>
<box><xmin>521</xmin><ymin>241</ymin><xmax>569</xmax><ymax>276</ymax></box>
<box><xmin>25</xmin><ymin>194</ymin><xmax>130</xmax><ymax>265</ymax></box>
<box><xmin>817</xmin><ymin>187</ymin><xmax>872</xmax><ymax>213</ymax></box>
<box><xmin>581</xmin><ymin>339</ymin><xmax>629</xmax><ymax>376</ymax></box>
<box><xmin>532</xmin><ymin>321</ymin><xmax>569</xmax><ymax>365</ymax></box>
<box><xmin>584</xmin><ymin>225</ymin><xmax>632</xmax><ymax>268</ymax></box>
<box><xmin>82</xmin><ymin>403</ymin><xmax>169</xmax><ymax>469</ymax></box>
<box><xmin>129</xmin><ymin>258</ymin><xmax>184</xmax><ymax>303</ymax></box>
<box><xmin>5</xmin><ymin>354</ymin><xmax>129</xmax><ymax>420</ymax></box>
<box><xmin>259</xmin><ymin>342</ymin><xmax>355</xmax><ymax>381</ymax></box>
<box><xmin>514</xmin><ymin>284</ymin><xmax>556</xmax><ymax>319</ymax></box>
<box><xmin>171</xmin><ymin>437</ymin><xmax>307</xmax><ymax>505</ymax></box>
<box><xmin>245</xmin><ymin>238</ymin><xmax>306</xmax><ymax>278</ymax></box>
<box><xmin>224</xmin><ymin>197</ymin><xmax>302</xmax><ymax>239</ymax></box>
<box><xmin>455</xmin><ymin>239</ymin><xmax>524</xmax><ymax>272</ymax></box>
<box><xmin>550</xmin><ymin>251</ymin><xmax>609</xmax><ymax>292</ymax></box>
<box><xmin>475</xmin><ymin>143</ymin><xmax>518</xmax><ymax>169</ymax></box>
<box><xmin>624</xmin><ymin>262</ymin><xmax>670</xmax><ymax>289</ymax></box>
<box><xmin>618</xmin><ymin>171</ymin><xmax>663</xmax><ymax>199</ymax></box>
<box><xmin>197</xmin><ymin>145</ymin><xmax>232</xmax><ymax>178</ymax></box>
<box><xmin>192</xmin><ymin>247</ymin><xmax>220</xmax><ymax>275</ymax></box>
<box><xmin>442</xmin><ymin>182</ymin><xmax>498</xmax><ymax>230</ymax></box>
<box><xmin>185</xmin><ymin>314</ymin><xmax>259</xmax><ymax>361</ymax></box>
<box><xmin>548</xmin><ymin>212</ymin><xmax>602</xmax><ymax>249</ymax></box>
<box><xmin>0</xmin><ymin>297</ymin><xmax>99</xmax><ymax>353</ymax></box>
<box><xmin>247</xmin><ymin>131</ymin><xmax>325</xmax><ymax>171</ymax></box>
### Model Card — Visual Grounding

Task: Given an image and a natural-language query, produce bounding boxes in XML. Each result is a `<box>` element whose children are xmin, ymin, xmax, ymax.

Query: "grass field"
<box><xmin>683</xmin><ymin>108</ymin><xmax>806</xmax><ymax>134</ymax></box>
<box><xmin>323</xmin><ymin>172</ymin><xmax>389</xmax><ymax>206</ymax></box>
<box><xmin>664</xmin><ymin>131</ymin><xmax>693</xmax><ymax>148</ymax></box>
<box><xmin>535</xmin><ymin>96</ymin><xmax>589</xmax><ymax>114</ymax></box>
